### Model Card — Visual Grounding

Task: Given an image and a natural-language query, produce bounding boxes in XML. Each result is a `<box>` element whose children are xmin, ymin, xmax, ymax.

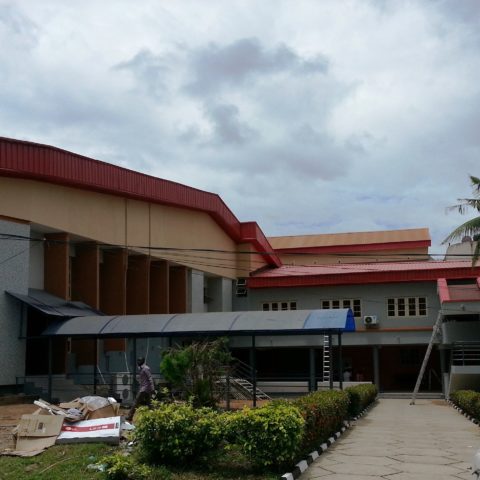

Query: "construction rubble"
<box><xmin>1</xmin><ymin>396</ymin><xmax>133</xmax><ymax>457</ymax></box>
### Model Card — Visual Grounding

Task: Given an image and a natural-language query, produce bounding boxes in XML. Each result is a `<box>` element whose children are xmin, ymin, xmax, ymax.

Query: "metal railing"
<box><xmin>451</xmin><ymin>342</ymin><xmax>480</xmax><ymax>366</ymax></box>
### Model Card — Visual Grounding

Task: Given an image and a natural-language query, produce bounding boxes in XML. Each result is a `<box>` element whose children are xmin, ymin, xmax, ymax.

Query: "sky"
<box><xmin>1</xmin><ymin>0</ymin><xmax>479</xmax><ymax>256</ymax></box>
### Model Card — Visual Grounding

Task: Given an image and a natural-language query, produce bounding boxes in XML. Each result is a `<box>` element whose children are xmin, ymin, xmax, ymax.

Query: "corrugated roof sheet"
<box><xmin>0</xmin><ymin>137</ymin><xmax>280</xmax><ymax>267</ymax></box>
<box><xmin>249</xmin><ymin>261</ymin><xmax>480</xmax><ymax>288</ymax></box>
<box><xmin>7</xmin><ymin>289</ymin><xmax>103</xmax><ymax>317</ymax></box>
<box><xmin>268</xmin><ymin>228</ymin><xmax>431</xmax><ymax>250</ymax></box>
<box><xmin>41</xmin><ymin>309</ymin><xmax>355</xmax><ymax>337</ymax></box>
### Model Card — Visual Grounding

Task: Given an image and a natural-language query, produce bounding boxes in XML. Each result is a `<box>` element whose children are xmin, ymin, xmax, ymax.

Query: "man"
<box><xmin>126</xmin><ymin>356</ymin><xmax>155</xmax><ymax>422</ymax></box>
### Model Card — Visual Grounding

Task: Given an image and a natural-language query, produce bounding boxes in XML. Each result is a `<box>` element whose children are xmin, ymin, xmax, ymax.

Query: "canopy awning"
<box><xmin>7</xmin><ymin>289</ymin><xmax>103</xmax><ymax>318</ymax></box>
<box><xmin>41</xmin><ymin>308</ymin><xmax>355</xmax><ymax>338</ymax></box>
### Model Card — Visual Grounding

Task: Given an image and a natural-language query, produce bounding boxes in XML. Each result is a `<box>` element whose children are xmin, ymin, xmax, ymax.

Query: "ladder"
<box><xmin>322</xmin><ymin>335</ymin><xmax>331</xmax><ymax>384</ymax></box>
<box><xmin>410</xmin><ymin>312</ymin><xmax>443</xmax><ymax>405</ymax></box>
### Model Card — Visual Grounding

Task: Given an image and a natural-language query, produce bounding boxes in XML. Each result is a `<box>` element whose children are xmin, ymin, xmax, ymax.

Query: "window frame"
<box><xmin>387</xmin><ymin>297</ymin><xmax>427</xmax><ymax>317</ymax></box>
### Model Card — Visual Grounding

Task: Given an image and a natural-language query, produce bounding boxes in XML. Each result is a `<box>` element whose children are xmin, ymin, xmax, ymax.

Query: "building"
<box><xmin>1</xmin><ymin>136</ymin><xmax>479</xmax><ymax>398</ymax></box>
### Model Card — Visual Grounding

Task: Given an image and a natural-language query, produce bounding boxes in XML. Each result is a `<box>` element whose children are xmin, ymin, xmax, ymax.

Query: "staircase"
<box><xmin>322</xmin><ymin>335</ymin><xmax>331</xmax><ymax>384</ymax></box>
<box><xmin>219</xmin><ymin>360</ymin><xmax>271</xmax><ymax>401</ymax></box>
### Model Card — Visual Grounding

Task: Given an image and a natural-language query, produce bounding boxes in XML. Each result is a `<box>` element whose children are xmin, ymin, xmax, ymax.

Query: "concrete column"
<box><xmin>44</xmin><ymin>232</ymin><xmax>70</xmax><ymax>300</ymax></box>
<box><xmin>373</xmin><ymin>346</ymin><xmax>380</xmax><ymax>389</ymax></box>
<box><xmin>309</xmin><ymin>347</ymin><xmax>317</xmax><ymax>392</ymax></box>
<box><xmin>169</xmin><ymin>266</ymin><xmax>188</xmax><ymax>313</ymax></box>
<box><xmin>440</xmin><ymin>347</ymin><xmax>449</xmax><ymax>398</ymax></box>
<box><xmin>71</xmin><ymin>243</ymin><xmax>99</xmax><ymax>308</ymax></box>
<box><xmin>150</xmin><ymin>260</ymin><xmax>169</xmax><ymax>313</ymax></box>
<box><xmin>127</xmin><ymin>255</ymin><xmax>150</xmax><ymax>314</ymax></box>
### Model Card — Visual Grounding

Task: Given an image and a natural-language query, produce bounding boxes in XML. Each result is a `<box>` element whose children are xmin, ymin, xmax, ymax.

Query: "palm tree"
<box><xmin>442</xmin><ymin>175</ymin><xmax>480</xmax><ymax>266</ymax></box>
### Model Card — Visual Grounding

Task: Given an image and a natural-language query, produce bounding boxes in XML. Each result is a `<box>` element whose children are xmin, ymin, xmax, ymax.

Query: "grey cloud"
<box><xmin>114</xmin><ymin>49</ymin><xmax>170</xmax><ymax>99</ymax></box>
<box><xmin>203</xmin><ymin>102</ymin><xmax>257</xmax><ymax>146</ymax></box>
<box><xmin>185</xmin><ymin>37</ymin><xmax>329</xmax><ymax>96</ymax></box>
<box><xmin>0</xmin><ymin>4</ymin><xmax>38</xmax><ymax>49</ymax></box>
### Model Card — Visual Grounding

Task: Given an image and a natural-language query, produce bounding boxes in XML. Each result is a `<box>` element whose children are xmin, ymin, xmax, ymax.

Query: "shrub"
<box><xmin>101</xmin><ymin>453</ymin><xmax>159</xmax><ymax>480</ymax></box>
<box><xmin>345</xmin><ymin>383</ymin><xmax>378</xmax><ymax>417</ymax></box>
<box><xmin>226</xmin><ymin>401</ymin><xmax>305</xmax><ymax>470</ymax></box>
<box><xmin>160</xmin><ymin>338</ymin><xmax>232</xmax><ymax>407</ymax></box>
<box><xmin>450</xmin><ymin>390</ymin><xmax>480</xmax><ymax>419</ymax></box>
<box><xmin>134</xmin><ymin>402</ymin><xmax>224</xmax><ymax>464</ymax></box>
<box><xmin>293</xmin><ymin>390</ymin><xmax>349</xmax><ymax>453</ymax></box>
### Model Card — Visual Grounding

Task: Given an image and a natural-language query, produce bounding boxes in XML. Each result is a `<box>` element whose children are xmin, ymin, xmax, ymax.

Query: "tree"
<box><xmin>160</xmin><ymin>337</ymin><xmax>232</xmax><ymax>408</ymax></box>
<box><xmin>443</xmin><ymin>175</ymin><xmax>480</xmax><ymax>266</ymax></box>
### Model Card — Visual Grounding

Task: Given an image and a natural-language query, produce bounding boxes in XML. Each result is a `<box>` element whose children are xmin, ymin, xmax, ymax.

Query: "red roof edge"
<box><xmin>276</xmin><ymin>240</ymin><xmax>431</xmax><ymax>255</ymax></box>
<box><xmin>249</xmin><ymin>266</ymin><xmax>480</xmax><ymax>288</ymax></box>
<box><xmin>437</xmin><ymin>278</ymin><xmax>450</xmax><ymax>303</ymax></box>
<box><xmin>0</xmin><ymin>137</ymin><xmax>279</xmax><ymax>266</ymax></box>
<box><xmin>240</xmin><ymin>222</ymin><xmax>282</xmax><ymax>267</ymax></box>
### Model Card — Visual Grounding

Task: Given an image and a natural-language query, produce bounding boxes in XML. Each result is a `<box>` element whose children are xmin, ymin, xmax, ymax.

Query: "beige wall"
<box><xmin>279</xmin><ymin>247</ymin><xmax>429</xmax><ymax>266</ymax></box>
<box><xmin>0</xmin><ymin>177</ymin><xmax>250</xmax><ymax>278</ymax></box>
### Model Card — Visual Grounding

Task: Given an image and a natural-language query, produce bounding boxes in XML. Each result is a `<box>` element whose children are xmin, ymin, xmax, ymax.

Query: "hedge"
<box><xmin>225</xmin><ymin>401</ymin><xmax>305</xmax><ymax>469</ymax></box>
<box><xmin>450</xmin><ymin>390</ymin><xmax>480</xmax><ymax>419</ymax></box>
<box><xmin>293</xmin><ymin>390</ymin><xmax>349</xmax><ymax>453</ymax></box>
<box><xmin>345</xmin><ymin>383</ymin><xmax>378</xmax><ymax>417</ymax></box>
<box><xmin>133</xmin><ymin>402</ymin><xmax>224</xmax><ymax>464</ymax></box>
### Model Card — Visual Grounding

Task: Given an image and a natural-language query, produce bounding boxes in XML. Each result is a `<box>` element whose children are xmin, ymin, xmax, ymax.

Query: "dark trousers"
<box><xmin>126</xmin><ymin>390</ymin><xmax>153</xmax><ymax>421</ymax></box>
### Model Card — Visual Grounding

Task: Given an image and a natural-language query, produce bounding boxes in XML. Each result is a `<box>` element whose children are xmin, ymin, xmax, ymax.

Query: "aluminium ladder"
<box><xmin>322</xmin><ymin>335</ymin><xmax>331</xmax><ymax>384</ymax></box>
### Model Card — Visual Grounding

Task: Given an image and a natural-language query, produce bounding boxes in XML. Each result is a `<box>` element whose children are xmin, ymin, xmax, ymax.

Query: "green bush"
<box><xmin>293</xmin><ymin>390</ymin><xmax>349</xmax><ymax>453</ymax></box>
<box><xmin>101</xmin><ymin>453</ymin><xmax>159</xmax><ymax>480</ymax></box>
<box><xmin>226</xmin><ymin>401</ymin><xmax>305</xmax><ymax>470</ymax></box>
<box><xmin>450</xmin><ymin>390</ymin><xmax>480</xmax><ymax>419</ymax></box>
<box><xmin>134</xmin><ymin>402</ymin><xmax>224</xmax><ymax>464</ymax></box>
<box><xmin>345</xmin><ymin>383</ymin><xmax>378</xmax><ymax>417</ymax></box>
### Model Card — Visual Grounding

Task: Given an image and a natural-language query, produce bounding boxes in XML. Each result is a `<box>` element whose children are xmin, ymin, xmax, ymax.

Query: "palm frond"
<box><xmin>442</xmin><ymin>216</ymin><xmax>480</xmax><ymax>244</ymax></box>
<box><xmin>470</xmin><ymin>175</ymin><xmax>480</xmax><ymax>194</ymax></box>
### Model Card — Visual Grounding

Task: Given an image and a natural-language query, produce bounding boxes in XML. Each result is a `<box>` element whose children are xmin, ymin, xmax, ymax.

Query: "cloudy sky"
<box><xmin>1</xmin><ymin>0</ymin><xmax>479</xmax><ymax>255</ymax></box>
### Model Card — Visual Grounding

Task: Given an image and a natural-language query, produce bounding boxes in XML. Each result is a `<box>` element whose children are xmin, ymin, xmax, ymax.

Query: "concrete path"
<box><xmin>300</xmin><ymin>399</ymin><xmax>480</xmax><ymax>479</ymax></box>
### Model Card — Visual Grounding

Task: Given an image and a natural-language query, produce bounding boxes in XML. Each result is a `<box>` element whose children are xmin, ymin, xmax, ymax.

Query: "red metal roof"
<box><xmin>437</xmin><ymin>277</ymin><xmax>480</xmax><ymax>303</ymax></box>
<box><xmin>249</xmin><ymin>261</ymin><xmax>480</xmax><ymax>288</ymax></box>
<box><xmin>0</xmin><ymin>137</ymin><xmax>281</xmax><ymax>267</ymax></box>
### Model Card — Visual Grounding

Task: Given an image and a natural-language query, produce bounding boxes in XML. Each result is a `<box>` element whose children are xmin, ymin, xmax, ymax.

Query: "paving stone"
<box><xmin>297</xmin><ymin>399</ymin><xmax>480</xmax><ymax>480</ymax></box>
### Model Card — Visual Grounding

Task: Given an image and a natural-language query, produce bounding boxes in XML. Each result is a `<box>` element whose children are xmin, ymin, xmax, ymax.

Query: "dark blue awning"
<box><xmin>7</xmin><ymin>288</ymin><xmax>103</xmax><ymax>318</ymax></box>
<box><xmin>41</xmin><ymin>309</ymin><xmax>355</xmax><ymax>338</ymax></box>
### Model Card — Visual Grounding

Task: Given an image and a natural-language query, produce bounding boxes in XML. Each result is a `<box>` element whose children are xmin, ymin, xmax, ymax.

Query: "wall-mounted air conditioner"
<box><xmin>363</xmin><ymin>315</ymin><xmax>378</xmax><ymax>326</ymax></box>
<box><xmin>111</xmin><ymin>373</ymin><xmax>134</xmax><ymax>404</ymax></box>
<box><xmin>235</xmin><ymin>279</ymin><xmax>248</xmax><ymax>297</ymax></box>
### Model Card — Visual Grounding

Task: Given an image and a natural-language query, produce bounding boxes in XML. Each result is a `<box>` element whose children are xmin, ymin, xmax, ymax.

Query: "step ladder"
<box><xmin>322</xmin><ymin>335</ymin><xmax>331</xmax><ymax>384</ymax></box>
<box><xmin>410</xmin><ymin>312</ymin><xmax>443</xmax><ymax>405</ymax></box>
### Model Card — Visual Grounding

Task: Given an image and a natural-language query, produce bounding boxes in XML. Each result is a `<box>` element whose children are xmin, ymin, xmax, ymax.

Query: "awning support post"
<box><xmin>309</xmin><ymin>347</ymin><xmax>316</xmax><ymax>392</ymax></box>
<box><xmin>93</xmin><ymin>339</ymin><xmax>98</xmax><ymax>395</ymax></box>
<box><xmin>132</xmin><ymin>337</ymin><xmax>137</xmax><ymax>397</ymax></box>
<box><xmin>48</xmin><ymin>337</ymin><xmax>53</xmax><ymax>402</ymax></box>
<box><xmin>338</xmin><ymin>332</ymin><xmax>343</xmax><ymax>390</ymax></box>
<box><xmin>250</xmin><ymin>336</ymin><xmax>257</xmax><ymax>407</ymax></box>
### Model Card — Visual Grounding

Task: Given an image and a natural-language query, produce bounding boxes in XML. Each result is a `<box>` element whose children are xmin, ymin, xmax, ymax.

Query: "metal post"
<box><xmin>226</xmin><ymin>372</ymin><xmax>231</xmax><ymax>411</ymax></box>
<box><xmin>250</xmin><ymin>336</ymin><xmax>257</xmax><ymax>407</ymax></box>
<box><xmin>329</xmin><ymin>334</ymin><xmax>334</xmax><ymax>390</ymax></box>
<box><xmin>93</xmin><ymin>339</ymin><xmax>98</xmax><ymax>394</ymax></box>
<box><xmin>373</xmin><ymin>346</ymin><xmax>380</xmax><ymax>389</ymax></box>
<box><xmin>48</xmin><ymin>338</ymin><xmax>53</xmax><ymax>402</ymax></box>
<box><xmin>309</xmin><ymin>347</ymin><xmax>316</xmax><ymax>392</ymax></box>
<box><xmin>132</xmin><ymin>337</ymin><xmax>137</xmax><ymax>397</ymax></box>
<box><xmin>338</xmin><ymin>333</ymin><xmax>343</xmax><ymax>390</ymax></box>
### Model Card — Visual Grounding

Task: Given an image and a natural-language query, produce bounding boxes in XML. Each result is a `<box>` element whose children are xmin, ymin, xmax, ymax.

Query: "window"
<box><xmin>320</xmin><ymin>299</ymin><xmax>361</xmax><ymax>318</ymax></box>
<box><xmin>262</xmin><ymin>301</ymin><xmax>297</xmax><ymax>311</ymax></box>
<box><xmin>387</xmin><ymin>297</ymin><xmax>427</xmax><ymax>317</ymax></box>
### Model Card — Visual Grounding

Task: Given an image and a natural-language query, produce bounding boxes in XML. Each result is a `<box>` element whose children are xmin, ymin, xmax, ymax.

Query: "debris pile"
<box><xmin>2</xmin><ymin>396</ymin><xmax>133</xmax><ymax>457</ymax></box>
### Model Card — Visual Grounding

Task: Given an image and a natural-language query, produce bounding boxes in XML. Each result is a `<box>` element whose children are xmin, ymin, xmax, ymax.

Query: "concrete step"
<box><xmin>379</xmin><ymin>391</ymin><xmax>444</xmax><ymax>399</ymax></box>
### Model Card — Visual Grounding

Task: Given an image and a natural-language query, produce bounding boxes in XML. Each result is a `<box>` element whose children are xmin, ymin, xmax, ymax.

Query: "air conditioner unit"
<box><xmin>235</xmin><ymin>287</ymin><xmax>247</xmax><ymax>297</ymax></box>
<box><xmin>111</xmin><ymin>373</ymin><xmax>134</xmax><ymax>404</ymax></box>
<box><xmin>363</xmin><ymin>315</ymin><xmax>378</xmax><ymax>326</ymax></box>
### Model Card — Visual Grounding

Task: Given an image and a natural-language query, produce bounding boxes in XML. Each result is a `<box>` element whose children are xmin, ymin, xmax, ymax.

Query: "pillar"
<box><xmin>150</xmin><ymin>260</ymin><xmax>169</xmax><ymax>313</ymax></box>
<box><xmin>169</xmin><ymin>266</ymin><xmax>188</xmax><ymax>313</ymax></box>
<box><xmin>373</xmin><ymin>346</ymin><xmax>380</xmax><ymax>389</ymax></box>
<box><xmin>127</xmin><ymin>255</ymin><xmax>150</xmax><ymax>314</ymax></box>
<box><xmin>44</xmin><ymin>232</ymin><xmax>70</xmax><ymax>300</ymax></box>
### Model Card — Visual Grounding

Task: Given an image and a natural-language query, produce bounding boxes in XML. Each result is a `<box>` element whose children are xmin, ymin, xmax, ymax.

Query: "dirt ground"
<box><xmin>0</xmin><ymin>403</ymin><xmax>39</xmax><ymax>450</ymax></box>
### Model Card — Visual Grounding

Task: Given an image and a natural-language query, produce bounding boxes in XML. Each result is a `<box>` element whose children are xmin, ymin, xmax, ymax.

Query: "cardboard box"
<box><xmin>13</xmin><ymin>414</ymin><xmax>64</xmax><ymax>456</ymax></box>
<box><xmin>56</xmin><ymin>416</ymin><xmax>121</xmax><ymax>445</ymax></box>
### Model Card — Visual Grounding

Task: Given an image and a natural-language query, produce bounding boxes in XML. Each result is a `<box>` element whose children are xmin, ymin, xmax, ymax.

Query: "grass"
<box><xmin>0</xmin><ymin>443</ymin><xmax>278</xmax><ymax>480</ymax></box>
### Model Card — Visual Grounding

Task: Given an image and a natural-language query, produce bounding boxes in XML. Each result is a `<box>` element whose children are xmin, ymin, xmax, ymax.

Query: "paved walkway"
<box><xmin>300</xmin><ymin>399</ymin><xmax>480</xmax><ymax>480</ymax></box>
